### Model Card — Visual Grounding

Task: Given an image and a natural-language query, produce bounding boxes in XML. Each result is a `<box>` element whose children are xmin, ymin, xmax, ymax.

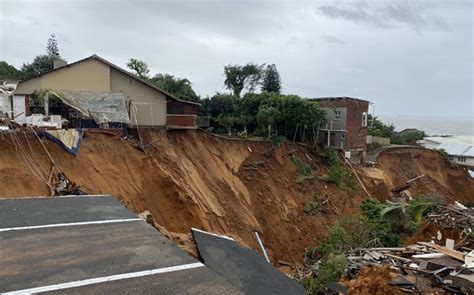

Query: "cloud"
<box><xmin>317</xmin><ymin>1</ymin><xmax>449</xmax><ymax>31</ymax></box>
<box><xmin>0</xmin><ymin>0</ymin><xmax>471</xmax><ymax>117</ymax></box>
<box><xmin>320</xmin><ymin>34</ymin><xmax>346</xmax><ymax>44</ymax></box>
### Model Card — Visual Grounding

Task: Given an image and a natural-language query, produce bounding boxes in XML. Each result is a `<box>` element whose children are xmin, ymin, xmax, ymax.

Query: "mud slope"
<box><xmin>363</xmin><ymin>147</ymin><xmax>473</xmax><ymax>203</ymax></box>
<box><xmin>0</xmin><ymin>131</ymin><xmax>472</xmax><ymax>263</ymax></box>
<box><xmin>0</xmin><ymin>130</ymin><xmax>360</xmax><ymax>263</ymax></box>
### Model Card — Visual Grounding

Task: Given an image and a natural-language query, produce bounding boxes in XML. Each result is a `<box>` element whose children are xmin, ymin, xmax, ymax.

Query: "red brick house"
<box><xmin>313</xmin><ymin>97</ymin><xmax>370</xmax><ymax>156</ymax></box>
<box><xmin>166</xmin><ymin>98</ymin><xmax>200</xmax><ymax>129</ymax></box>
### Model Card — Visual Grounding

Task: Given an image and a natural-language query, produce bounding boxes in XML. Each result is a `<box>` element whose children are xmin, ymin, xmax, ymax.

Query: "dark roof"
<box><xmin>310</xmin><ymin>97</ymin><xmax>370</xmax><ymax>103</ymax></box>
<box><xmin>19</xmin><ymin>54</ymin><xmax>200</xmax><ymax>106</ymax></box>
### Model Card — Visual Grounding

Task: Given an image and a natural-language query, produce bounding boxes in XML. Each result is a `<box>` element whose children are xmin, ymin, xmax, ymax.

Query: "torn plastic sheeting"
<box><xmin>49</xmin><ymin>90</ymin><xmax>130</xmax><ymax>124</ymax></box>
<box><xmin>39</xmin><ymin>129</ymin><xmax>83</xmax><ymax>156</ymax></box>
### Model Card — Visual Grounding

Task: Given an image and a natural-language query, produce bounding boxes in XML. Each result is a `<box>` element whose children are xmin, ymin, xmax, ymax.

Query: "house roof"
<box><xmin>310</xmin><ymin>97</ymin><xmax>370</xmax><ymax>103</ymax></box>
<box><xmin>19</xmin><ymin>54</ymin><xmax>201</xmax><ymax>106</ymax></box>
<box><xmin>438</xmin><ymin>143</ymin><xmax>474</xmax><ymax>157</ymax></box>
<box><xmin>424</xmin><ymin>136</ymin><xmax>474</xmax><ymax>146</ymax></box>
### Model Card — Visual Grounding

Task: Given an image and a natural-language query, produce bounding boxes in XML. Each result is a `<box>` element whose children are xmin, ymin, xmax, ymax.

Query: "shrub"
<box><xmin>323</xmin><ymin>150</ymin><xmax>350</xmax><ymax>187</ymax></box>
<box><xmin>390</xmin><ymin>130</ymin><xmax>424</xmax><ymax>145</ymax></box>
<box><xmin>292</xmin><ymin>155</ymin><xmax>311</xmax><ymax>177</ymax></box>
<box><xmin>437</xmin><ymin>148</ymin><xmax>449</xmax><ymax>159</ymax></box>
<box><xmin>272</xmin><ymin>135</ymin><xmax>287</xmax><ymax>147</ymax></box>
<box><xmin>305</xmin><ymin>254</ymin><xmax>348</xmax><ymax>294</ymax></box>
<box><xmin>303</xmin><ymin>199</ymin><xmax>318</xmax><ymax>214</ymax></box>
<box><xmin>314</xmin><ymin>224</ymin><xmax>349</xmax><ymax>257</ymax></box>
<box><xmin>360</xmin><ymin>198</ymin><xmax>401</xmax><ymax>247</ymax></box>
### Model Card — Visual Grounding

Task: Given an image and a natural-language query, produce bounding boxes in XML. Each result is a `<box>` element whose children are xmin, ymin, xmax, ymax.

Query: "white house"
<box><xmin>417</xmin><ymin>136</ymin><xmax>474</xmax><ymax>167</ymax></box>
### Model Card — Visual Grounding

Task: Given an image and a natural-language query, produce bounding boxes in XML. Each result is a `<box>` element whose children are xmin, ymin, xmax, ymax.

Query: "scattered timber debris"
<box><xmin>299</xmin><ymin>201</ymin><xmax>473</xmax><ymax>294</ymax></box>
<box><xmin>392</xmin><ymin>174</ymin><xmax>426</xmax><ymax>195</ymax></box>
<box><xmin>392</xmin><ymin>174</ymin><xmax>426</xmax><ymax>194</ymax></box>
<box><xmin>426</xmin><ymin>201</ymin><xmax>474</xmax><ymax>242</ymax></box>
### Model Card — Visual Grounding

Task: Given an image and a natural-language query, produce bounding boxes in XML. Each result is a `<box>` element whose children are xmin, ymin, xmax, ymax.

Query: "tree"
<box><xmin>224</xmin><ymin>63</ymin><xmax>265</xmax><ymax>98</ymax></box>
<box><xmin>217</xmin><ymin>114</ymin><xmax>238</xmax><ymax>136</ymax></box>
<box><xmin>200</xmin><ymin>93</ymin><xmax>238</xmax><ymax>119</ymax></box>
<box><xmin>199</xmin><ymin>91</ymin><xmax>326</xmax><ymax>144</ymax></box>
<box><xmin>46</xmin><ymin>33</ymin><xmax>60</xmax><ymax>56</ymax></box>
<box><xmin>20</xmin><ymin>34</ymin><xmax>62</xmax><ymax>79</ymax></box>
<box><xmin>261</xmin><ymin>64</ymin><xmax>281</xmax><ymax>93</ymax></box>
<box><xmin>21</xmin><ymin>55</ymin><xmax>61</xmax><ymax>79</ymax></box>
<box><xmin>367</xmin><ymin>115</ymin><xmax>394</xmax><ymax>138</ymax></box>
<box><xmin>150</xmin><ymin>74</ymin><xmax>199</xmax><ymax>102</ymax></box>
<box><xmin>257</xmin><ymin>105</ymin><xmax>281</xmax><ymax>138</ymax></box>
<box><xmin>0</xmin><ymin>61</ymin><xmax>22</xmax><ymax>80</ymax></box>
<box><xmin>127</xmin><ymin>58</ymin><xmax>150</xmax><ymax>79</ymax></box>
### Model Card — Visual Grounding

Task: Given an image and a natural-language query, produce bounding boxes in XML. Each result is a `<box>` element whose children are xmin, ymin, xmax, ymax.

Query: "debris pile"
<box><xmin>298</xmin><ymin>201</ymin><xmax>473</xmax><ymax>294</ymax></box>
<box><xmin>426</xmin><ymin>201</ymin><xmax>473</xmax><ymax>242</ymax></box>
<box><xmin>346</xmin><ymin>241</ymin><xmax>473</xmax><ymax>293</ymax></box>
<box><xmin>343</xmin><ymin>202</ymin><xmax>473</xmax><ymax>294</ymax></box>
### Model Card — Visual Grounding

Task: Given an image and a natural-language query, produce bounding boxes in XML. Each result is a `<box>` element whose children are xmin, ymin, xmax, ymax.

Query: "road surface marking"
<box><xmin>192</xmin><ymin>227</ymin><xmax>235</xmax><ymax>241</ymax></box>
<box><xmin>4</xmin><ymin>262</ymin><xmax>205</xmax><ymax>294</ymax></box>
<box><xmin>0</xmin><ymin>194</ymin><xmax>110</xmax><ymax>200</ymax></box>
<box><xmin>0</xmin><ymin>218</ymin><xmax>142</xmax><ymax>232</ymax></box>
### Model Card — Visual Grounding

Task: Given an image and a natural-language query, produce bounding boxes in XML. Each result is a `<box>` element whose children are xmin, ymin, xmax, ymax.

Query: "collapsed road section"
<box><xmin>0</xmin><ymin>195</ymin><xmax>240</xmax><ymax>294</ymax></box>
<box><xmin>192</xmin><ymin>228</ymin><xmax>305</xmax><ymax>294</ymax></box>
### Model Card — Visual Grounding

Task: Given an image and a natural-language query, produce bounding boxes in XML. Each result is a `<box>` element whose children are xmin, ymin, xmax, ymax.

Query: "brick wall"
<box><xmin>166</xmin><ymin>99</ymin><xmax>199</xmax><ymax>115</ymax></box>
<box><xmin>166</xmin><ymin>99</ymin><xmax>199</xmax><ymax>128</ymax></box>
<box><xmin>316</xmin><ymin>98</ymin><xmax>369</xmax><ymax>151</ymax></box>
<box><xmin>166</xmin><ymin>115</ymin><xmax>196</xmax><ymax>127</ymax></box>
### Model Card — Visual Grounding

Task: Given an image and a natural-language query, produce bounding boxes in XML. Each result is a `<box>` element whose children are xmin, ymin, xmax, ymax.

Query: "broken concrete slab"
<box><xmin>192</xmin><ymin>228</ymin><xmax>305</xmax><ymax>295</ymax></box>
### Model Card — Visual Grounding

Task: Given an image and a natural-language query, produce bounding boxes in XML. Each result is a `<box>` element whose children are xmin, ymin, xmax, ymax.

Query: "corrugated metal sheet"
<box><xmin>424</xmin><ymin>136</ymin><xmax>474</xmax><ymax>146</ymax></box>
<box><xmin>438</xmin><ymin>143</ymin><xmax>474</xmax><ymax>157</ymax></box>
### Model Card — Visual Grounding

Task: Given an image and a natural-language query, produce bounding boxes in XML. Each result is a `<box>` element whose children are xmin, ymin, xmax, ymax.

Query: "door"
<box><xmin>330</xmin><ymin>132</ymin><xmax>336</xmax><ymax>146</ymax></box>
<box><xmin>13</xmin><ymin>95</ymin><xmax>26</xmax><ymax>124</ymax></box>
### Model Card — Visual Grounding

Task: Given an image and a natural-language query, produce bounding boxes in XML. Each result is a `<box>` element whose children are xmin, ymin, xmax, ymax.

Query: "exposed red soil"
<box><xmin>0</xmin><ymin>130</ymin><xmax>361</xmax><ymax>264</ymax></box>
<box><xmin>0</xmin><ymin>130</ymin><xmax>472</xmax><ymax>265</ymax></box>
<box><xmin>341</xmin><ymin>265</ymin><xmax>403</xmax><ymax>295</ymax></box>
<box><xmin>362</xmin><ymin>147</ymin><xmax>474</xmax><ymax>204</ymax></box>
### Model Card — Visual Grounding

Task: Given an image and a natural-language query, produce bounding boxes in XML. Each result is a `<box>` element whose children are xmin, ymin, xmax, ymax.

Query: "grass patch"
<box><xmin>292</xmin><ymin>155</ymin><xmax>313</xmax><ymax>182</ymax></box>
<box><xmin>322</xmin><ymin>150</ymin><xmax>350</xmax><ymax>187</ymax></box>
<box><xmin>321</xmin><ymin>149</ymin><xmax>358</xmax><ymax>197</ymax></box>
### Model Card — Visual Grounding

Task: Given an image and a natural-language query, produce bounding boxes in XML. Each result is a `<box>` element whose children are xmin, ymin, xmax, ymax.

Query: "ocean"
<box><xmin>378</xmin><ymin>115</ymin><xmax>474</xmax><ymax>136</ymax></box>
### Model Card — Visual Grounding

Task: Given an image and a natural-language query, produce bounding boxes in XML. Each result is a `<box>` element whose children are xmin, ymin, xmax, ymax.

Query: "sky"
<box><xmin>0</xmin><ymin>0</ymin><xmax>472</xmax><ymax>117</ymax></box>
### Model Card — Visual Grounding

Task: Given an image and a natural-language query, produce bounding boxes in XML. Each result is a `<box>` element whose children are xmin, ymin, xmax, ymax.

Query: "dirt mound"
<box><xmin>341</xmin><ymin>265</ymin><xmax>403</xmax><ymax>295</ymax></box>
<box><xmin>363</xmin><ymin>147</ymin><xmax>473</xmax><ymax>203</ymax></box>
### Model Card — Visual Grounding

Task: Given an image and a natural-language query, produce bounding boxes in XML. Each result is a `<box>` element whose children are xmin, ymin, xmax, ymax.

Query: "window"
<box><xmin>334</xmin><ymin>111</ymin><xmax>341</xmax><ymax>121</ymax></box>
<box><xmin>362</xmin><ymin>112</ymin><xmax>368</xmax><ymax>127</ymax></box>
<box><xmin>168</xmin><ymin>103</ymin><xmax>185</xmax><ymax>114</ymax></box>
<box><xmin>457</xmin><ymin>156</ymin><xmax>466</xmax><ymax>163</ymax></box>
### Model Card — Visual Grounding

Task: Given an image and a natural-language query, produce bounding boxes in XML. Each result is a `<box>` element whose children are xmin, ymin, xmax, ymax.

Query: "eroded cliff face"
<box><xmin>362</xmin><ymin>147</ymin><xmax>473</xmax><ymax>203</ymax></box>
<box><xmin>1</xmin><ymin>130</ymin><xmax>471</xmax><ymax>264</ymax></box>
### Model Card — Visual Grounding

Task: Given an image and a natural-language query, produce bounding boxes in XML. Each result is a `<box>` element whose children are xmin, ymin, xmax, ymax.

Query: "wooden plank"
<box><xmin>417</xmin><ymin>242</ymin><xmax>465</xmax><ymax>261</ymax></box>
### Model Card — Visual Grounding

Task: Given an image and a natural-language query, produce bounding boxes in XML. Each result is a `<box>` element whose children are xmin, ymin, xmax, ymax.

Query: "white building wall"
<box><xmin>450</xmin><ymin>155</ymin><xmax>474</xmax><ymax>167</ymax></box>
<box><xmin>0</xmin><ymin>95</ymin><xmax>11</xmax><ymax>115</ymax></box>
<box><xmin>423</xmin><ymin>141</ymin><xmax>441</xmax><ymax>150</ymax></box>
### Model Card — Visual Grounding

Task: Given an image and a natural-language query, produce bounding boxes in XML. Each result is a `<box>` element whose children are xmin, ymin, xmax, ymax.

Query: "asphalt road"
<box><xmin>0</xmin><ymin>195</ymin><xmax>240</xmax><ymax>294</ymax></box>
<box><xmin>0</xmin><ymin>195</ymin><xmax>137</xmax><ymax>228</ymax></box>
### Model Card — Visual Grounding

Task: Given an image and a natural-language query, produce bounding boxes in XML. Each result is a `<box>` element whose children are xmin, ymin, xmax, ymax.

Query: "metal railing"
<box><xmin>196</xmin><ymin>116</ymin><xmax>210</xmax><ymax>127</ymax></box>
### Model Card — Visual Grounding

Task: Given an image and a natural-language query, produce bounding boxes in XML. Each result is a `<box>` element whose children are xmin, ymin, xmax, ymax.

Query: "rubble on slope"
<box><xmin>299</xmin><ymin>201</ymin><xmax>473</xmax><ymax>294</ymax></box>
